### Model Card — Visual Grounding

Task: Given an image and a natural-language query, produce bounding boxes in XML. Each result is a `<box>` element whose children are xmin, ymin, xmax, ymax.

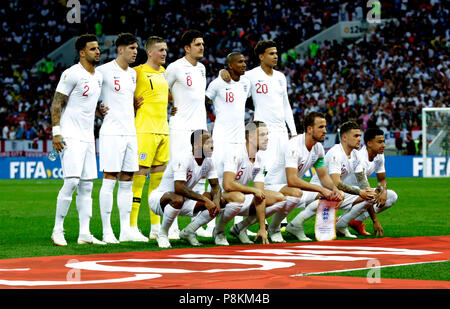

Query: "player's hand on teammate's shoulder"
<box><xmin>219</xmin><ymin>69</ymin><xmax>231</xmax><ymax>83</ymax></box>
<box><xmin>170</xmin><ymin>106</ymin><xmax>178</xmax><ymax>116</ymax></box>
<box><xmin>97</xmin><ymin>103</ymin><xmax>109</xmax><ymax>118</ymax></box>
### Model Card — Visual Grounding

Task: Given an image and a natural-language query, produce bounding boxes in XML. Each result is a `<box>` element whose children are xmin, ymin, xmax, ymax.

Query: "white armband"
<box><xmin>52</xmin><ymin>126</ymin><xmax>62</xmax><ymax>136</ymax></box>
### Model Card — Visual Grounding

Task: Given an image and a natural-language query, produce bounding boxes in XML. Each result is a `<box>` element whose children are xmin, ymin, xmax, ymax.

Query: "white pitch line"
<box><xmin>290</xmin><ymin>259</ymin><xmax>450</xmax><ymax>277</ymax></box>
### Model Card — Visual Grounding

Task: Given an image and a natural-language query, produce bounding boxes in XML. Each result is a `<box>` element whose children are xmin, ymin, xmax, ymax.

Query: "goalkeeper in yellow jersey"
<box><xmin>130</xmin><ymin>36</ymin><xmax>177</xmax><ymax>241</ymax></box>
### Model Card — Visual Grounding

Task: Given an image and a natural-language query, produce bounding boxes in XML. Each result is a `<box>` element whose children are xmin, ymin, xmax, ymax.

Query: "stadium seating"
<box><xmin>0</xmin><ymin>0</ymin><xmax>448</xmax><ymax>158</ymax></box>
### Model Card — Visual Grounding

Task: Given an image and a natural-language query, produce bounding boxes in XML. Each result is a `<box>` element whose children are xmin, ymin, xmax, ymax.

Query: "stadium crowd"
<box><xmin>0</xmin><ymin>0</ymin><xmax>448</xmax><ymax>156</ymax></box>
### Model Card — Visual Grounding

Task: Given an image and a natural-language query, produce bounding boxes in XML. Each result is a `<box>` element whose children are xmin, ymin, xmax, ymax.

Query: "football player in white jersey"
<box><xmin>264</xmin><ymin>112</ymin><xmax>344</xmax><ymax>241</ymax></box>
<box><xmin>166</xmin><ymin>29</ymin><xmax>208</xmax><ymax>159</ymax></box>
<box><xmin>217</xmin><ymin>121</ymin><xmax>299</xmax><ymax>245</ymax></box>
<box><xmin>296</xmin><ymin>121</ymin><xmax>376</xmax><ymax>240</ymax></box>
<box><xmin>204</xmin><ymin>52</ymin><xmax>250</xmax><ymax>237</ymax></box>
<box><xmin>148</xmin><ymin>130</ymin><xmax>244</xmax><ymax>248</ymax></box>
<box><xmin>346</xmin><ymin>128</ymin><xmax>398</xmax><ymax>236</ymax></box>
<box><xmin>50</xmin><ymin>34</ymin><xmax>104</xmax><ymax>246</ymax></box>
<box><xmin>96</xmin><ymin>33</ymin><xmax>142</xmax><ymax>243</ymax></box>
<box><xmin>165</xmin><ymin>30</ymin><xmax>208</xmax><ymax>237</ymax></box>
<box><xmin>220</xmin><ymin>40</ymin><xmax>297</xmax><ymax>229</ymax></box>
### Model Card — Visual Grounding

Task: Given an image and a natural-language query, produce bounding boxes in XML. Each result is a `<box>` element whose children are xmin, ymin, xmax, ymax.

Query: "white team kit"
<box><xmin>55</xmin><ymin>62</ymin><xmax>103</xmax><ymax>179</ymax></box>
<box><xmin>96</xmin><ymin>60</ymin><xmax>138</xmax><ymax>173</ymax></box>
<box><xmin>245</xmin><ymin>66</ymin><xmax>297</xmax><ymax>171</ymax></box>
<box><xmin>265</xmin><ymin>133</ymin><xmax>325</xmax><ymax>205</ymax></box>
<box><xmin>149</xmin><ymin>151</ymin><xmax>218</xmax><ymax>217</ymax></box>
<box><xmin>206</xmin><ymin>75</ymin><xmax>251</xmax><ymax>182</ymax></box>
<box><xmin>345</xmin><ymin>146</ymin><xmax>398</xmax><ymax>217</ymax></box>
<box><xmin>223</xmin><ymin>149</ymin><xmax>266</xmax><ymax>215</ymax></box>
<box><xmin>166</xmin><ymin>57</ymin><xmax>207</xmax><ymax>158</ymax></box>
<box><xmin>310</xmin><ymin>143</ymin><xmax>361</xmax><ymax>210</ymax></box>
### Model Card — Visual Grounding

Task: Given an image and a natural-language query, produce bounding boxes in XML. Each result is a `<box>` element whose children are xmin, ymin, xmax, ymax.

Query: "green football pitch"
<box><xmin>0</xmin><ymin>177</ymin><xmax>449</xmax><ymax>281</ymax></box>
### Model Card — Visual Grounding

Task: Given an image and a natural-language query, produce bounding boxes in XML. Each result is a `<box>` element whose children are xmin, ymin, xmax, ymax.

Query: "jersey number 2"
<box><xmin>82</xmin><ymin>85</ymin><xmax>89</xmax><ymax>97</ymax></box>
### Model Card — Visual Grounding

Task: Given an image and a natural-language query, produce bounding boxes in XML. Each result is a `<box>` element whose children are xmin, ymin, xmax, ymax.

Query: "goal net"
<box><xmin>422</xmin><ymin>107</ymin><xmax>450</xmax><ymax>177</ymax></box>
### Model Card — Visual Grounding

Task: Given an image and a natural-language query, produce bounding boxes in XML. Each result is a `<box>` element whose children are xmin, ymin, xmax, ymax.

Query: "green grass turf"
<box><xmin>0</xmin><ymin>177</ymin><xmax>449</xmax><ymax>281</ymax></box>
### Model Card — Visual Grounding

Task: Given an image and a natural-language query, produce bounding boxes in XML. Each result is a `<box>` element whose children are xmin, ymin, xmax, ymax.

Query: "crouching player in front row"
<box><xmin>214</xmin><ymin>121</ymin><xmax>296</xmax><ymax>245</ymax></box>
<box><xmin>148</xmin><ymin>129</ymin><xmax>244</xmax><ymax>248</ymax></box>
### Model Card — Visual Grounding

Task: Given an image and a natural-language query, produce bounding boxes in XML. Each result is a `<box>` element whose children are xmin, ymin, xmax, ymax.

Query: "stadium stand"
<box><xmin>0</xmin><ymin>0</ymin><xmax>448</xmax><ymax>157</ymax></box>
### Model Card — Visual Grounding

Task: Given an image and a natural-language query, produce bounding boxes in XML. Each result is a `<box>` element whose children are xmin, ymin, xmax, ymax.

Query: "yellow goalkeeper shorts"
<box><xmin>136</xmin><ymin>133</ymin><xmax>170</xmax><ymax>167</ymax></box>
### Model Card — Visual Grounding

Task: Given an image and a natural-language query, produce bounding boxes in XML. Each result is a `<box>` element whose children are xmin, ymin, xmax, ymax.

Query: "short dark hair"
<box><xmin>304</xmin><ymin>111</ymin><xmax>326</xmax><ymax>131</ymax></box>
<box><xmin>75</xmin><ymin>34</ymin><xmax>98</xmax><ymax>52</ymax></box>
<box><xmin>254</xmin><ymin>40</ymin><xmax>277</xmax><ymax>57</ymax></box>
<box><xmin>364</xmin><ymin>128</ymin><xmax>385</xmax><ymax>144</ymax></box>
<box><xmin>225</xmin><ymin>52</ymin><xmax>243</xmax><ymax>69</ymax></box>
<box><xmin>340</xmin><ymin>121</ymin><xmax>360</xmax><ymax>137</ymax></box>
<box><xmin>190</xmin><ymin>129</ymin><xmax>210</xmax><ymax>146</ymax></box>
<box><xmin>181</xmin><ymin>30</ymin><xmax>203</xmax><ymax>48</ymax></box>
<box><xmin>145</xmin><ymin>35</ymin><xmax>165</xmax><ymax>51</ymax></box>
<box><xmin>245</xmin><ymin>121</ymin><xmax>267</xmax><ymax>140</ymax></box>
<box><xmin>115</xmin><ymin>32</ymin><xmax>138</xmax><ymax>48</ymax></box>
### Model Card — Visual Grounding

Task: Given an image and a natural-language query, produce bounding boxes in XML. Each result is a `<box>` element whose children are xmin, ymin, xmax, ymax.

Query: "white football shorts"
<box><xmin>99</xmin><ymin>135</ymin><xmax>139</xmax><ymax>173</ymax></box>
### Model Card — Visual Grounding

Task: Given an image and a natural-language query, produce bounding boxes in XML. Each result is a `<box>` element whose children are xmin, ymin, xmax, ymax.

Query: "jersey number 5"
<box><xmin>114</xmin><ymin>79</ymin><xmax>120</xmax><ymax>91</ymax></box>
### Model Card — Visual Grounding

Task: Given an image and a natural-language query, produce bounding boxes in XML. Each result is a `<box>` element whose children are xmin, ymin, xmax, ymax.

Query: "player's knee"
<box><xmin>63</xmin><ymin>177</ymin><xmax>80</xmax><ymax>193</ymax></box>
<box><xmin>274</xmin><ymin>192</ymin><xmax>286</xmax><ymax>203</ymax></box>
<box><xmin>170</xmin><ymin>195</ymin><xmax>185</xmax><ymax>209</ymax></box>
<box><xmin>226</xmin><ymin>191</ymin><xmax>245</xmax><ymax>204</ymax></box>
<box><xmin>77</xmin><ymin>180</ymin><xmax>93</xmax><ymax>195</ymax></box>
<box><xmin>387</xmin><ymin>190</ymin><xmax>398</xmax><ymax>206</ymax></box>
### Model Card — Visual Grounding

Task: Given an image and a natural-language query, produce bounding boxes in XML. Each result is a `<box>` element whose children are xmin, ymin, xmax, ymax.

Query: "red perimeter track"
<box><xmin>0</xmin><ymin>236</ymin><xmax>449</xmax><ymax>289</ymax></box>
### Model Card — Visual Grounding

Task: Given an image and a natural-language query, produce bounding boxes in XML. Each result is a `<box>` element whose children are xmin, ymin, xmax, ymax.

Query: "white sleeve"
<box><xmin>205</xmin><ymin>78</ymin><xmax>218</xmax><ymax>100</ymax></box>
<box><xmin>354</xmin><ymin>151</ymin><xmax>365</xmax><ymax>174</ymax></box>
<box><xmin>55</xmin><ymin>68</ymin><xmax>78</xmax><ymax>96</ymax></box>
<box><xmin>165</xmin><ymin>63</ymin><xmax>177</xmax><ymax>90</ymax></box>
<box><xmin>284</xmin><ymin>142</ymin><xmax>300</xmax><ymax>169</ymax></box>
<box><xmin>206</xmin><ymin>159</ymin><xmax>218</xmax><ymax>180</ymax></box>
<box><xmin>375</xmin><ymin>154</ymin><xmax>386</xmax><ymax>174</ymax></box>
<box><xmin>173</xmin><ymin>158</ymin><xmax>188</xmax><ymax>182</ymax></box>
<box><xmin>223</xmin><ymin>152</ymin><xmax>239</xmax><ymax>174</ymax></box>
<box><xmin>327</xmin><ymin>151</ymin><xmax>342</xmax><ymax>175</ymax></box>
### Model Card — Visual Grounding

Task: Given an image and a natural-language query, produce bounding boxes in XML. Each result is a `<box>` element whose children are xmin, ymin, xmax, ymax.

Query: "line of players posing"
<box><xmin>50</xmin><ymin>31</ymin><xmax>397</xmax><ymax>248</ymax></box>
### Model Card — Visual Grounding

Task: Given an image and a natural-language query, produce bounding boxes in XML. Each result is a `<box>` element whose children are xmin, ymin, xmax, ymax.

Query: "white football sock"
<box><xmin>216</xmin><ymin>202</ymin><xmax>243</xmax><ymax>232</ymax></box>
<box><xmin>99</xmin><ymin>178</ymin><xmax>116</xmax><ymax>235</ymax></box>
<box><xmin>185</xmin><ymin>209</ymin><xmax>214</xmax><ymax>233</ymax></box>
<box><xmin>336</xmin><ymin>201</ymin><xmax>369</xmax><ymax>228</ymax></box>
<box><xmin>76</xmin><ymin>180</ymin><xmax>93</xmax><ymax>236</ymax></box>
<box><xmin>54</xmin><ymin>177</ymin><xmax>79</xmax><ymax>232</ymax></box>
<box><xmin>117</xmin><ymin>180</ymin><xmax>133</xmax><ymax>233</ymax></box>
<box><xmin>265</xmin><ymin>201</ymin><xmax>286</xmax><ymax>218</ymax></box>
<box><xmin>160</xmin><ymin>205</ymin><xmax>180</xmax><ymax>236</ymax></box>
<box><xmin>289</xmin><ymin>199</ymin><xmax>319</xmax><ymax>228</ymax></box>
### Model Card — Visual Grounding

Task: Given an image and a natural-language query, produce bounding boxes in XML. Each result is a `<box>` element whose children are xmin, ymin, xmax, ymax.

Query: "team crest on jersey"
<box><xmin>139</xmin><ymin>152</ymin><xmax>147</xmax><ymax>161</ymax></box>
<box><xmin>252</xmin><ymin>168</ymin><xmax>260</xmax><ymax>178</ymax></box>
<box><xmin>201</xmin><ymin>166</ymin><xmax>207</xmax><ymax>176</ymax></box>
<box><xmin>201</xmin><ymin>69</ymin><xmax>205</xmax><ymax>77</ymax></box>
<box><xmin>243</xmin><ymin>84</ymin><xmax>248</xmax><ymax>92</ymax></box>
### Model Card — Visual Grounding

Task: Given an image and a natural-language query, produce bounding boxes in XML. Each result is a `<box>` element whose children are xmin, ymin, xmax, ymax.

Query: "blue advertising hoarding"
<box><xmin>0</xmin><ymin>156</ymin><xmax>448</xmax><ymax>179</ymax></box>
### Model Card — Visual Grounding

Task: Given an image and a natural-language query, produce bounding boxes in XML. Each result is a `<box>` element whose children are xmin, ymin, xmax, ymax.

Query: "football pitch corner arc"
<box><xmin>0</xmin><ymin>236</ymin><xmax>448</xmax><ymax>289</ymax></box>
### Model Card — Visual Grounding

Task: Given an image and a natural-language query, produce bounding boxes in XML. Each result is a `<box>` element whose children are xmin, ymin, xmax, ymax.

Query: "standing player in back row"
<box><xmin>131</xmin><ymin>36</ymin><xmax>174</xmax><ymax>241</ymax></box>
<box><xmin>165</xmin><ymin>30</ymin><xmax>208</xmax><ymax>237</ymax></box>
<box><xmin>220</xmin><ymin>40</ymin><xmax>297</xmax><ymax>230</ymax></box>
<box><xmin>50</xmin><ymin>34</ymin><xmax>104</xmax><ymax>246</ymax></box>
<box><xmin>96</xmin><ymin>33</ymin><xmax>141</xmax><ymax>243</ymax></box>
